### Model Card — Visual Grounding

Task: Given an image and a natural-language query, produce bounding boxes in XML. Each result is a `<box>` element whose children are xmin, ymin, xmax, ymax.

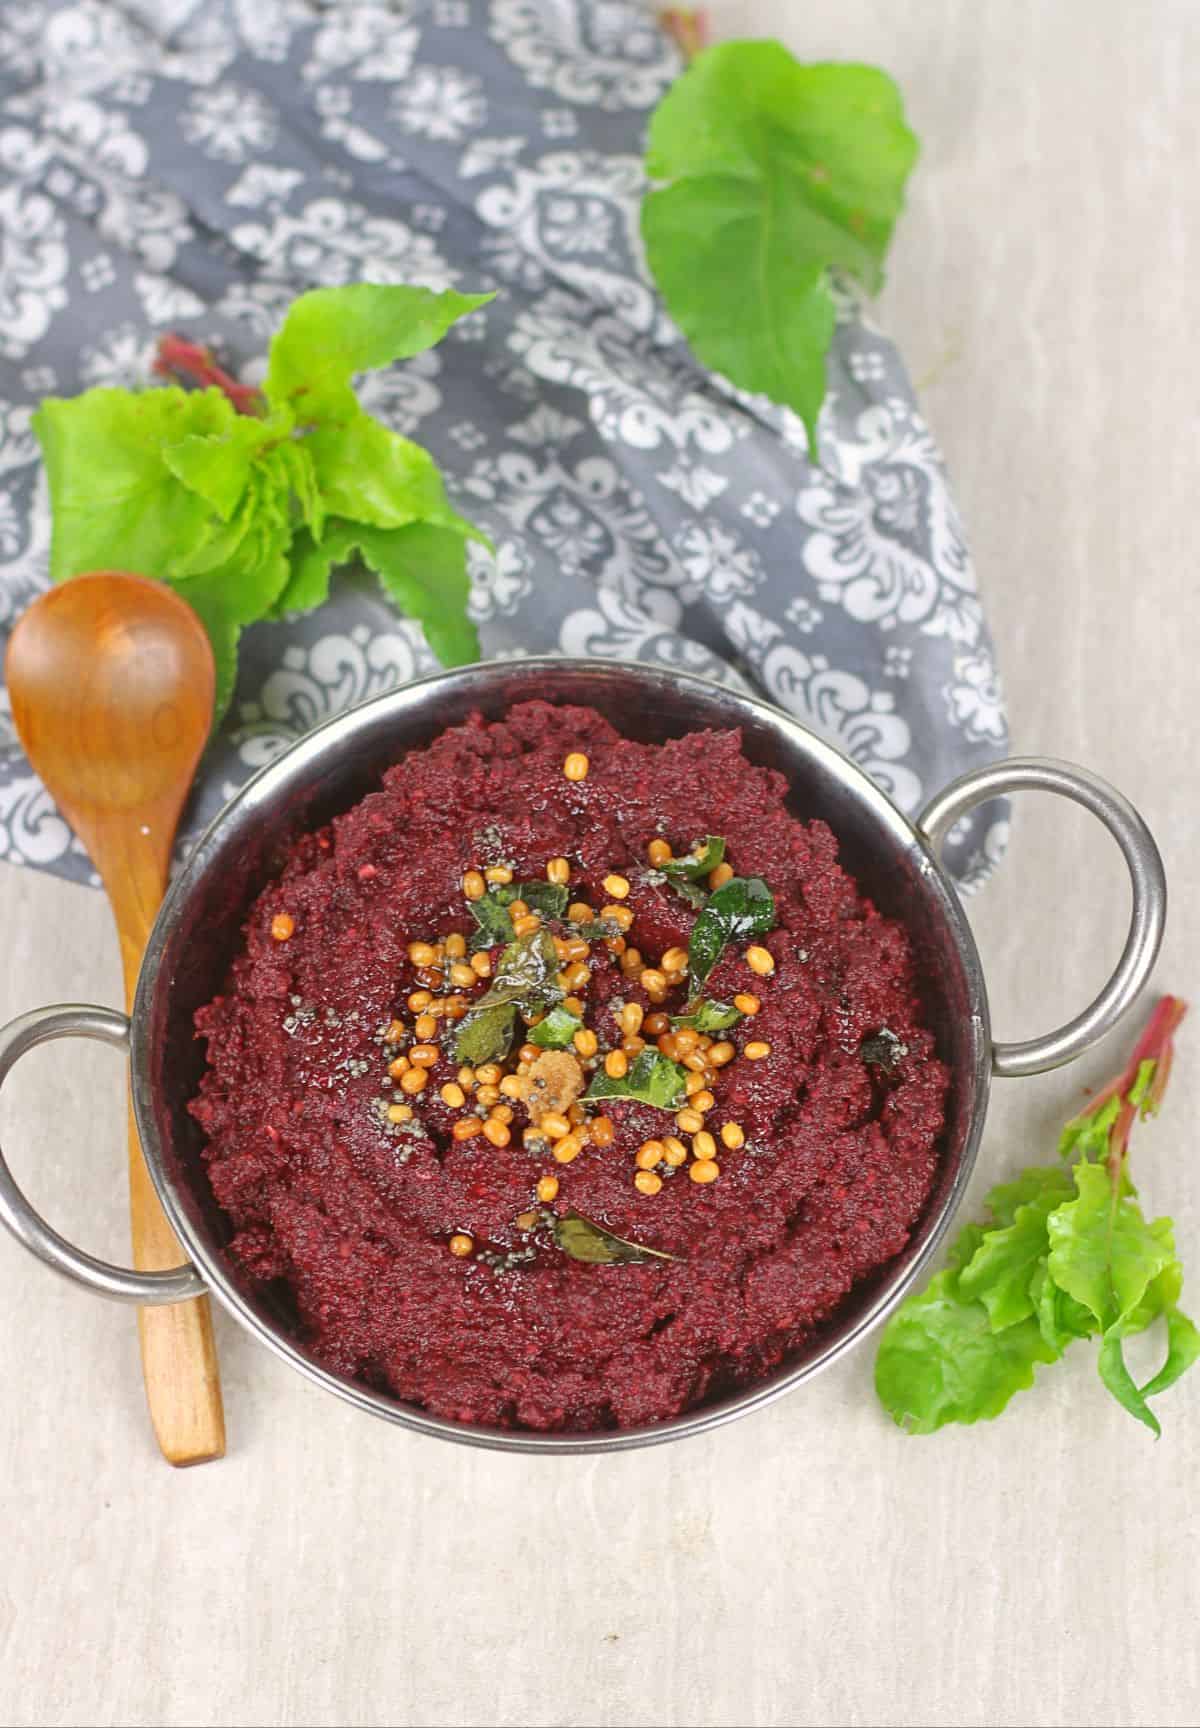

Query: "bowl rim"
<box><xmin>131</xmin><ymin>656</ymin><xmax>991</xmax><ymax>1453</ymax></box>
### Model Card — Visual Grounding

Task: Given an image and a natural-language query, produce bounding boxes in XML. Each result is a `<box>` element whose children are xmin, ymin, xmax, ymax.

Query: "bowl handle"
<box><xmin>0</xmin><ymin>1004</ymin><xmax>207</xmax><ymax>1303</ymax></box>
<box><xmin>918</xmin><ymin>758</ymin><xmax>1166</xmax><ymax>1079</ymax></box>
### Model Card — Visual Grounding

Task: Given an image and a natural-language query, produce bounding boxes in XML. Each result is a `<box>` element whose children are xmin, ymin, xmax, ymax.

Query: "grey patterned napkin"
<box><xmin>0</xmin><ymin>0</ymin><xmax>1009</xmax><ymax>885</ymax></box>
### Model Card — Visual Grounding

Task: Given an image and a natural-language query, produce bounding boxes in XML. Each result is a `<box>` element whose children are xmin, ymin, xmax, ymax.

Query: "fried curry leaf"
<box><xmin>466</xmin><ymin>891</ymin><xmax>519</xmax><ymax>951</ymax></box>
<box><xmin>670</xmin><ymin>999</ymin><xmax>743</xmax><ymax>1033</ymax></box>
<box><xmin>453</xmin><ymin>1003</ymin><xmax>518</xmax><ymax>1068</ymax></box>
<box><xmin>528</xmin><ymin>1006</ymin><xmax>585</xmax><ymax>1050</ymax></box>
<box><xmin>465</xmin><ymin>881</ymin><xmax>570</xmax><ymax>950</ymax></box>
<box><xmin>666</xmin><ymin>877</ymin><xmax>709</xmax><ymax>911</ymax></box>
<box><xmin>875</xmin><ymin>995</ymin><xmax>1197</xmax><ymax>1436</ymax></box>
<box><xmin>861</xmin><ymin>1028</ymin><xmax>909</xmax><ymax>1073</ymax></box>
<box><xmin>659</xmin><ymin>838</ymin><xmax>725</xmax><ymax>911</ymax></box>
<box><xmin>661</xmin><ymin>836</ymin><xmax>725</xmax><ymax>881</ymax></box>
<box><xmin>518</xmin><ymin>882</ymin><xmax>572</xmax><ymax>920</ymax></box>
<box><xmin>453</xmin><ymin>928</ymin><xmax>562</xmax><ymax>1065</ymax></box>
<box><xmin>584</xmin><ymin>1049</ymin><xmax>689</xmax><ymax>1110</ymax></box>
<box><xmin>554</xmin><ymin>1211</ymin><xmax>681</xmax><ymax>1266</ymax></box>
<box><xmin>572</xmin><ymin>917</ymin><xmax>623</xmax><ymax>941</ymax></box>
<box><xmin>687</xmin><ymin>875</ymin><xmax>775</xmax><ymax>995</ymax></box>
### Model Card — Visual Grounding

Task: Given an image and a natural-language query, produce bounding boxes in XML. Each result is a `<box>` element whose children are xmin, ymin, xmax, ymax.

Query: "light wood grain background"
<box><xmin>2</xmin><ymin>4</ymin><xmax>1198</xmax><ymax>1724</ymax></box>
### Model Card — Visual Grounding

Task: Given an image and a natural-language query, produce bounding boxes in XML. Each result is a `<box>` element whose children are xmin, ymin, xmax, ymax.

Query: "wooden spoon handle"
<box><xmin>127</xmin><ymin>1098</ymin><xmax>225</xmax><ymax>1465</ymax></box>
<box><xmin>112</xmin><ymin>836</ymin><xmax>226</xmax><ymax>1467</ymax></box>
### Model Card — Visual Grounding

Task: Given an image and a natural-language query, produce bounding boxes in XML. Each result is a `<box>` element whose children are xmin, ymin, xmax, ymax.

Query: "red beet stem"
<box><xmin>658</xmin><ymin>8</ymin><xmax>709</xmax><ymax>60</ymax></box>
<box><xmin>1080</xmin><ymin>994</ymin><xmax>1188</xmax><ymax>1121</ymax></box>
<box><xmin>153</xmin><ymin>333</ymin><xmax>262</xmax><ymax>415</ymax></box>
<box><xmin>1089</xmin><ymin>995</ymin><xmax>1189</xmax><ymax>1185</ymax></box>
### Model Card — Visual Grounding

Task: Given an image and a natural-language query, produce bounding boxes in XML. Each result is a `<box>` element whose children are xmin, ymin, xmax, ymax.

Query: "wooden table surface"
<box><xmin>2</xmin><ymin>4</ymin><xmax>1198</xmax><ymax>1724</ymax></box>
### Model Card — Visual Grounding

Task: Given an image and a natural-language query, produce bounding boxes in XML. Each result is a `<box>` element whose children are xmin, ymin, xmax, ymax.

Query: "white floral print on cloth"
<box><xmin>0</xmin><ymin>0</ymin><xmax>1008</xmax><ymax>888</ymax></box>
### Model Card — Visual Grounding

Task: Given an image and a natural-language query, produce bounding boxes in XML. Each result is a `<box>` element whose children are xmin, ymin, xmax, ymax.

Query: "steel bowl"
<box><xmin>0</xmin><ymin>660</ymin><xmax>1167</xmax><ymax>1452</ymax></box>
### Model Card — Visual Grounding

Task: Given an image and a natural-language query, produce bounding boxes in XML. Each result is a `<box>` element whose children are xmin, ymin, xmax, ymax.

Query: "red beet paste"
<box><xmin>190</xmin><ymin>703</ymin><xmax>948</xmax><ymax>1430</ymax></box>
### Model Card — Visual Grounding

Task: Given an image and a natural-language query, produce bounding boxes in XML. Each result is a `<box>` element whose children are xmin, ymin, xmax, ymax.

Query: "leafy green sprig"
<box><xmin>875</xmin><ymin>996</ymin><xmax>1196</xmax><ymax>1436</ymax></box>
<box><xmin>33</xmin><ymin>284</ymin><xmax>493</xmax><ymax>721</ymax></box>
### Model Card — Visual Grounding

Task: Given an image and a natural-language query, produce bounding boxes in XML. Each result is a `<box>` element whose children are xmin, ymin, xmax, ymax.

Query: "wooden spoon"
<box><xmin>7</xmin><ymin>572</ymin><xmax>226</xmax><ymax>1466</ymax></box>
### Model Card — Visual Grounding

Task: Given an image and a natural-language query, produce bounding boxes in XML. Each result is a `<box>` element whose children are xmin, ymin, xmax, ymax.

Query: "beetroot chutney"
<box><xmin>190</xmin><ymin>702</ymin><xmax>949</xmax><ymax>1431</ymax></box>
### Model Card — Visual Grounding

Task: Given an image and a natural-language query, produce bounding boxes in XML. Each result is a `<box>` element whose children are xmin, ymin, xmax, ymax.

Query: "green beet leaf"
<box><xmin>33</xmin><ymin>284</ymin><xmax>492</xmax><ymax>724</ymax></box>
<box><xmin>1030</xmin><ymin>1263</ymin><xmax>1097</xmax><ymax>1355</ymax></box>
<box><xmin>176</xmin><ymin>465</ymin><xmax>294</xmax><ymax>718</ymax></box>
<box><xmin>1116</xmin><ymin>1223</ymin><xmax>1181</xmax><ymax>1335</ymax></box>
<box><xmin>528</xmin><ymin>1007</ymin><xmax>585</xmax><ymax>1050</ymax></box>
<box><xmin>1140</xmin><ymin>1305</ymin><xmax>1200</xmax><ymax>1400</ymax></box>
<box><xmin>983</xmin><ymin>1163</ymin><xmax>1079</xmax><ymax>1228</ymax></box>
<box><xmin>687</xmin><ymin>875</ymin><xmax>775</xmax><ymax>995</ymax></box>
<box><xmin>1097</xmin><ymin>1333</ymin><xmax>1161</xmax><ymax>1436</ymax></box>
<box><xmin>264</xmin><ymin>283</ymin><xmax>493</xmax><ymax>419</ymax></box>
<box><xmin>162</xmin><ymin>410</ymin><xmax>279</xmax><ymax>520</ymax></box>
<box><xmin>945</xmin><ymin>1219</ymin><xmax>988</xmax><ymax>1275</ymax></box>
<box><xmin>874</xmin><ymin>1268</ymin><xmax>1059</xmax><ymax>1434</ymax></box>
<box><xmin>273</xmin><ymin>439</ymin><xmax>325</xmax><ymax>541</ymax></box>
<box><xmin>1046</xmin><ymin>1163</ymin><xmax>1176</xmax><ymax>1335</ymax></box>
<box><xmin>1057</xmin><ymin>1095</ymin><xmax>1122</xmax><ymax>1166</ymax></box>
<box><xmin>1088</xmin><ymin>1222</ymin><xmax>1197</xmax><ymax>1434</ymax></box>
<box><xmin>303</xmin><ymin>412</ymin><xmax>458</xmax><ymax>532</ymax></box>
<box><xmin>957</xmin><ymin>1176</ymin><xmax>1073</xmax><ymax>1332</ymax></box>
<box><xmin>344</xmin><ymin>520</ymin><xmax>478</xmax><ymax>668</ymax></box>
<box><xmin>171</xmin><ymin>454</ymin><xmax>280</xmax><ymax>580</ymax></box>
<box><xmin>272</xmin><ymin>521</ymin><xmax>346</xmax><ymax>617</ymax></box>
<box><xmin>585</xmin><ymin>1049</ymin><xmax>689</xmax><ymax>1110</ymax></box>
<box><xmin>34</xmin><ymin>387</ymin><xmax>229</xmax><ymax>581</ymax></box>
<box><xmin>875</xmin><ymin>998</ymin><xmax>1197</xmax><ymax>1436</ymax></box>
<box><xmin>1094</xmin><ymin>1251</ymin><xmax>1200</xmax><ymax>1434</ymax></box>
<box><xmin>642</xmin><ymin>43</ymin><xmax>918</xmax><ymax>454</ymax></box>
<box><xmin>272</xmin><ymin>515</ymin><xmax>479</xmax><ymax>667</ymax></box>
